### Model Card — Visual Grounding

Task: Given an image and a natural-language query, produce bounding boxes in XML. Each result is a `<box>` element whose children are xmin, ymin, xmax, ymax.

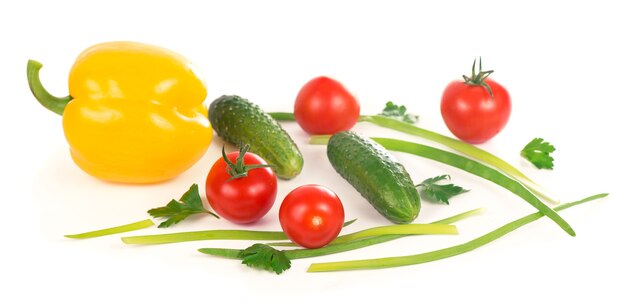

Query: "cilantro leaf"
<box><xmin>520</xmin><ymin>138</ymin><xmax>556</xmax><ymax>170</ymax></box>
<box><xmin>379</xmin><ymin>101</ymin><xmax>419</xmax><ymax>123</ymax></box>
<box><xmin>239</xmin><ymin>244</ymin><xmax>291</xmax><ymax>274</ymax></box>
<box><xmin>147</xmin><ymin>184</ymin><xmax>219</xmax><ymax>228</ymax></box>
<box><xmin>416</xmin><ymin>175</ymin><xmax>469</xmax><ymax>205</ymax></box>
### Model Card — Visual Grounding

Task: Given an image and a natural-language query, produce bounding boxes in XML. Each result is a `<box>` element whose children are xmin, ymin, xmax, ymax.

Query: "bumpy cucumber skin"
<box><xmin>327</xmin><ymin>131</ymin><xmax>420</xmax><ymax>224</ymax></box>
<box><xmin>208</xmin><ymin>95</ymin><xmax>303</xmax><ymax>179</ymax></box>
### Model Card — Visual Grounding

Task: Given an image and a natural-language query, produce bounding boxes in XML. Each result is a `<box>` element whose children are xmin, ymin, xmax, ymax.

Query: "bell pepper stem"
<box><xmin>27</xmin><ymin>59</ymin><xmax>72</xmax><ymax>115</ymax></box>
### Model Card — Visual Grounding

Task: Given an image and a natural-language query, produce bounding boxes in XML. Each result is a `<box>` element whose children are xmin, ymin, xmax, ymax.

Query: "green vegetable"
<box><xmin>327</xmin><ymin>131</ymin><xmax>421</xmax><ymax>224</ymax></box>
<box><xmin>307</xmin><ymin>193</ymin><xmax>608</xmax><ymax>272</ymax></box>
<box><xmin>209</xmin><ymin>95</ymin><xmax>303</xmax><ymax>179</ymax></box>
<box><xmin>343</xmin><ymin>219</ymin><xmax>357</xmax><ymax>227</ymax></box>
<box><xmin>311</xmin><ymin>135</ymin><xmax>575</xmax><ymax>236</ymax></box>
<box><xmin>521</xmin><ymin>138</ymin><xmax>556</xmax><ymax>170</ymax></box>
<box><xmin>379</xmin><ymin>101</ymin><xmax>418</xmax><ymax>123</ymax></box>
<box><xmin>417</xmin><ymin>175</ymin><xmax>469</xmax><ymax>205</ymax></box>
<box><xmin>269</xmin><ymin>221</ymin><xmax>459</xmax><ymax>247</ymax></box>
<box><xmin>240</xmin><ymin>244</ymin><xmax>291</xmax><ymax>274</ymax></box>
<box><xmin>147</xmin><ymin>184</ymin><xmax>218</xmax><ymax>228</ymax></box>
<box><xmin>65</xmin><ymin>219</ymin><xmax>154</xmax><ymax>239</ymax></box>
<box><xmin>198</xmin><ymin>208</ymin><xmax>481</xmax><ymax>274</ymax></box>
<box><xmin>122</xmin><ymin>229</ymin><xmax>288</xmax><ymax>245</ymax></box>
<box><xmin>269</xmin><ymin>110</ymin><xmax>559</xmax><ymax>204</ymax></box>
<box><xmin>122</xmin><ymin>218</ymin><xmax>357</xmax><ymax>245</ymax></box>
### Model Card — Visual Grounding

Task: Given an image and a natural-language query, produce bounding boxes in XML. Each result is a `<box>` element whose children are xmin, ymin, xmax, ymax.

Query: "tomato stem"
<box><xmin>223</xmin><ymin>144</ymin><xmax>273</xmax><ymax>180</ymax></box>
<box><xmin>462</xmin><ymin>57</ymin><xmax>494</xmax><ymax>97</ymax></box>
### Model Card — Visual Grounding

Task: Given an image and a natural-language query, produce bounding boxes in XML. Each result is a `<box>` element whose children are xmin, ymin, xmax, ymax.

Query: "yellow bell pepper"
<box><xmin>27</xmin><ymin>41</ymin><xmax>212</xmax><ymax>183</ymax></box>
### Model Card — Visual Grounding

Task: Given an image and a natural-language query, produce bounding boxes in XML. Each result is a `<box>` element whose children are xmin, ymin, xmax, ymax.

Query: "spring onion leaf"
<box><xmin>269</xmin><ymin>111</ymin><xmax>560</xmax><ymax>204</ymax></box>
<box><xmin>239</xmin><ymin>244</ymin><xmax>291</xmax><ymax>274</ymax></box>
<box><xmin>343</xmin><ymin>218</ymin><xmax>357</xmax><ymax>227</ymax></box>
<box><xmin>147</xmin><ymin>184</ymin><xmax>219</xmax><ymax>228</ymax></box>
<box><xmin>65</xmin><ymin>219</ymin><xmax>155</xmax><ymax>239</ymax></box>
<box><xmin>521</xmin><ymin>138</ymin><xmax>556</xmax><ymax>170</ymax></box>
<box><xmin>198</xmin><ymin>208</ymin><xmax>482</xmax><ymax>273</ymax></box>
<box><xmin>122</xmin><ymin>229</ymin><xmax>287</xmax><ymax>245</ymax></box>
<box><xmin>417</xmin><ymin>175</ymin><xmax>469</xmax><ymax>205</ymax></box>
<box><xmin>123</xmin><ymin>217</ymin><xmax>356</xmax><ymax>245</ymax></box>
<box><xmin>379</xmin><ymin>101</ymin><xmax>418</xmax><ymax>123</ymax></box>
<box><xmin>307</xmin><ymin>193</ymin><xmax>608</xmax><ymax>272</ymax></box>
<box><xmin>309</xmin><ymin>135</ymin><xmax>574</xmax><ymax>236</ymax></box>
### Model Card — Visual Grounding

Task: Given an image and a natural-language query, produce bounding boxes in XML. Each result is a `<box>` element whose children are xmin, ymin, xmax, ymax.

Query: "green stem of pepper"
<box><xmin>26</xmin><ymin>60</ymin><xmax>72</xmax><ymax>116</ymax></box>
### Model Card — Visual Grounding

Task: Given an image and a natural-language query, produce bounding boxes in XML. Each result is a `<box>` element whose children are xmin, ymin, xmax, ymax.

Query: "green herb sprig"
<box><xmin>521</xmin><ymin>138</ymin><xmax>556</xmax><ymax>170</ymax></box>
<box><xmin>417</xmin><ymin>175</ymin><xmax>469</xmax><ymax>205</ymax></box>
<box><xmin>148</xmin><ymin>184</ymin><xmax>219</xmax><ymax>228</ymax></box>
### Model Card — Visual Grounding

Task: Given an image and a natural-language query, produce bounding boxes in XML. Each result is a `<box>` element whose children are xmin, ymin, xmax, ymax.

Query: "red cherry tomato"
<box><xmin>279</xmin><ymin>184</ymin><xmax>345</xmax><ymax>249</ymax></box>
<box><xmin>294</xmin><ymin>76</ymin><xmax>360</xmax><ymax>135</ymax></box>
<box><xmin>205</xmin><ymin>148</ymin><xmax>277</xmax><ymax>224</ymax></box>
<box><xmin>440</xmin><ymin>60</ymin><xmax>511</xmax><ymax>144</ymax></box>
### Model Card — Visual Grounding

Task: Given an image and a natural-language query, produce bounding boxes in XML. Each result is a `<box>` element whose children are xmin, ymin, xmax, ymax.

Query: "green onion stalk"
<box><xmin>269</xmin><ymin>112</ymin><xmax>559</xmax><ymax>205</ymax></box>
<box><xmin>122</xmin><ymin>222</ymin><xmax>458</xmax><ymax>245</ymax></box>
<box><xmin>310</xmin><ymin>135</ymin><xmax>574</xmax><ymax>236</ymax></box>
<box><xmin>307</xmin><ymin>193</ymin><xmax>608</xmax><ymax>272</ymax></box>
<box><xmin>198</xmin><ymin>208</ymin><xmax>483</xmax><ymax>260</ymax></box>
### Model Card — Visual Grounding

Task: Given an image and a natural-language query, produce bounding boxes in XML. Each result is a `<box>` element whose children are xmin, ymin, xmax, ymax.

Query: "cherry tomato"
<box><xmin>294</xmin><ymin>76</ymin><xmax>360</xmax><ymax>135</ymax></box>
<box><xmin>205</xmin><ymin>147</ymin><xmax>277</xmax><ymax>224</ymax></box>
<box><xmin>441</xmin><ymin>59</ymin><xmax>511</xmax><ymax>144</ymax></box>
<box><xmin>279</xmin><ymin>184</ymin><xmax>345</xmax><ymax>249</ymax></box>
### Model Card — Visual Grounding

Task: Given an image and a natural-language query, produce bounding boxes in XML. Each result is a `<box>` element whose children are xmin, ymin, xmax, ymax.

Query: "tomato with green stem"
<box><xmin>205</xmin><ymin>145</ymin><xmax>277</xmax><ymax>224</ymax></box>
<box><xmin>279</xmin><ymin>185</ymin><xmax>345</xmax><ymax>249</ymax></box>
<box><xmin>294</xmin><ymin>76</ymin><xmax>360</xmax><ymax>134</ymax></box>
<box><xmin>441</xmin><ymin>58</ymin><xmax>511</xmax><ymax>144</ymax></box>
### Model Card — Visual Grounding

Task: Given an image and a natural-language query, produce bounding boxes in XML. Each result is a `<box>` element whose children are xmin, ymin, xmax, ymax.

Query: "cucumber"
<box><xmin>327</xmin><ymin>131</ymin><xmax>420</xmax><ymax>224</ymax></box>
<box><xmin>208</xmin><ymin>95</ymin><xmax>303</xmax><ymax>179</ymax></box>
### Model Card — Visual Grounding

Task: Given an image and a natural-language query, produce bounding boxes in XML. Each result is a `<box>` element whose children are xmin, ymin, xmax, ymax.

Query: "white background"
<box><xmin>1</xmin><ymin>1</ymin><xmax>624</xmax><ymax>306</ymax></box>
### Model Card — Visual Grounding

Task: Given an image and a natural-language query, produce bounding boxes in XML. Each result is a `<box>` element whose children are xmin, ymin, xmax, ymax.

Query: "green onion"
<box><xmin>65</xmin><ymin>219</ymin><xmax>155</xmax><ymax>239</ymax></box>
<box><xmin>122</xmin><ymin>219</ymin><xmax>354</xmax><ymax>245</ymax></box>
<box><xmin>307</xmin><ymin>193</ymin><xmax>608</xmax><ymax>272</ymax></box>
<box><xmin>310</xmin><ymin>135</ymin><xmax>575</xmax><ymax>237</ymax></box>
<box><xmin>121</xmin><ymin>229</ymin><xmax>288</xmax><ymax>245</ymax></box>
<box><xmin>269</xmin><ymin>112</ymin><xmax>558</xmax><ymax>204</ymax></box>
<box><xmin>198</xmin><ymin>208</ymin><xmax>482</xmax><ymax>260</ymax></box>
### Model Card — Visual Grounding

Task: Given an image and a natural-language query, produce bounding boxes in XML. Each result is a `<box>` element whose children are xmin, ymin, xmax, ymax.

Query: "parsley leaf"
<box><xmin>520</xmin><ymin>138</ymin><xmax>556</xmax><ymax>170</ymax></box>
<box><xmin>379</xmin><ymin>101</ymin><xmax>419</xmax><ymax>123</ymax></box>
<box><xmin>147</xmin><ymin>184</ymin><xmax>219</xmax><ymax>228</ymax></box>
<box><xmin>239</xmin><ymin>244</ymin><xmax>291</xmax><ymax>274</ymax></box>
<box><xmin>417</xmin><ymin>175</ymin><xmax>469</xmax><ymax>205</ymax></box>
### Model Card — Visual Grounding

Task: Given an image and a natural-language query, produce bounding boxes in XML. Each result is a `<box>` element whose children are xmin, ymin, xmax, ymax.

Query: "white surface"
<box><xmin>1</xmin><ymin>1</ymin><xmax>624</xmax><ymax>306</ymax></box>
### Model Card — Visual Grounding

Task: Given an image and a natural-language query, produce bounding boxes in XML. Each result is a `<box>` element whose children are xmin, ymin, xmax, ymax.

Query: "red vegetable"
<box><xmin>205</xmin><ymin>146</ymin><xmax>277</xmax><ymax>224</ymax></box>
<box><xmin>294</xmin><ymin>76</ymin><xmax>360</xmax><ymax>134</ymax></box>
<box><xmin>441</xmin><ymin>59</ymin><xmax>511</xmax><ymax>144</ymax></box>
<box><xmin>279</xmin><ymin>184</ymin><xmax>345</xmax><ymax>249</ymax></box>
